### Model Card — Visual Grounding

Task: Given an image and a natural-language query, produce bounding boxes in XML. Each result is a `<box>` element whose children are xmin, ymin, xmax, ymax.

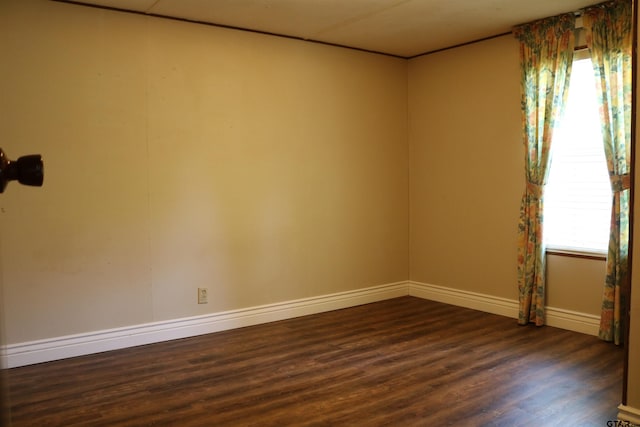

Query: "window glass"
<box><xmin>544</xmin><ymin>57</ymin><xmax>611</xmax><ymax>254</ymax></box>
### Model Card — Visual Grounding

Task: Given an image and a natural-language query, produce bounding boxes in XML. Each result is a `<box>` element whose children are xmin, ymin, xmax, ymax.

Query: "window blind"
<box><xmin>544</xmin><ymin>57</ymin><xmax>612</xmax><ymax>254</ymax></box>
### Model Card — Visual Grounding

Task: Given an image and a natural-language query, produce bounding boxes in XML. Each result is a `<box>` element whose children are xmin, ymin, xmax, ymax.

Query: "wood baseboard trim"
<box><xmin>408</xmin><ymin>281</ymin><xmax>600</xmax><ymax>336</ymax></box>
<box><xmin>2</xmin><ymin>282</ymin><xmax>409</xmax><ymax>368</ymax></box>
<box><xmin>618</xmin><ymin>404</ymin><xmax>640</xmax><ymax>425</ymax></box>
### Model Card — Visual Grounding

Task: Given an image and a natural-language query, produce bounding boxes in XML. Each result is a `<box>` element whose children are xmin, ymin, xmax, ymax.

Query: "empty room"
<box><xmin>0</xmin><ymin>0</ymin><xmax>639</xmax><ymax>425</ymax></box>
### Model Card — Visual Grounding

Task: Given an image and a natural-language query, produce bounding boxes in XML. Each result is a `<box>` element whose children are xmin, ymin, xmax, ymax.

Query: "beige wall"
<box><xmin>546</xmin><ymin>255</ymin><xmax>606</xmax><ymax>315</ymax></box>
<box><xmin>408</xmin><ymin>35</ymin><xmax>607</xmax><ymax>315</ymax></box>
<box><xmin>0</xmin><ymin>1</ymin><xmax>611</xmax><ymax>345</ymax></box>
<box><xmin>0</xmin><ymin>0</ymin><xmax>408</xmax><ymax>343</ymax></box>
<box><xmin>408</xmin><ymin>36</ymin><xmax>521</xmax><ymax>300</ymax></box>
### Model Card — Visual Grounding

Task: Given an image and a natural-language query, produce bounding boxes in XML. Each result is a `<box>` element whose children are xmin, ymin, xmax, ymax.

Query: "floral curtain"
<box><xmin>513</xmin><ymin>14</ymin><xmax>575</xmax><ymax>326</ymax></box>
<box><xmin>583</xmin><ymin>0</ymin><xmax>632</xmax><ymax>345</ymax></box>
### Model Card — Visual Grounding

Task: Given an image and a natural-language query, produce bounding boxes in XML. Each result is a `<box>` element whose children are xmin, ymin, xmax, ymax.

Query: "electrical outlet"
<box><xmin>197</xmin><ymin>287</ymin><xmax>208</xmax><ymax>304</ymax></box>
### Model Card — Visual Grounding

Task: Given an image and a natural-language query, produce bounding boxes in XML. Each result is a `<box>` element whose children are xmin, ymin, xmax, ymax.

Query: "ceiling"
<box><xmin>62</xmin><ymin>0</ymin><xmax>600</xmax><ymax>58</ymax></box>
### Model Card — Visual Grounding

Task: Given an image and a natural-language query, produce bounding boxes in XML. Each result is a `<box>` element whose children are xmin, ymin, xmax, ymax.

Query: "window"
<box><xmin>544</xmin><ymin>55</ymin><xmax>611</xmax><ymax>255</ymax></box>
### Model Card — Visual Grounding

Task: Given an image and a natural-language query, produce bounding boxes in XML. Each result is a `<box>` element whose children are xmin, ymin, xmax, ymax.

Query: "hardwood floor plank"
<box><xmin>7</xmin><ymin>297</ymin><xmax>624</xmax><ymax>426</ymax></box>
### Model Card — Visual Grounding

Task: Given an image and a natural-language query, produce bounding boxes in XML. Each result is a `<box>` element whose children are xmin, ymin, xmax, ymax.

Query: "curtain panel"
<box><xmin>583</xmin><ymin>0</ymin><xmax>633</xmax><ymax>345</ymax></box>
<box><xmin>513</xmin><ymin>14</ymin><xmax>575</xmax><ymax>326</ymax></box>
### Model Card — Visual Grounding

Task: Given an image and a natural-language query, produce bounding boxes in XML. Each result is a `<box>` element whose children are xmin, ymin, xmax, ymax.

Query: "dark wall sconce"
<box><xmin>0</xmin><ymin>148</ymin><xmax>44</xmax><ymax>193</ymax></box>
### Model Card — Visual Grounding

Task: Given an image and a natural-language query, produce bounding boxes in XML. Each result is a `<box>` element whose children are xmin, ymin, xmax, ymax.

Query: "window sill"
<box><xmin>545</xmin><ymin>247</ymin><xmax>607</xmax><ymax>261</ymax></box>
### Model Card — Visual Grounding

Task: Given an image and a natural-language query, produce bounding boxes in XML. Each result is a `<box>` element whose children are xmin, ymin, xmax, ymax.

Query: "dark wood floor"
<box><xmin>6</xmin><ymin>297</ymin><xmax>624</xmax><ymax>426</ymax></box>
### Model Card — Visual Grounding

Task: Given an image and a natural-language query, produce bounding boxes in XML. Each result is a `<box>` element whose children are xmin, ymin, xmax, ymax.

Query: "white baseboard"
<box><xmin>408</xmin><ymin>281</ymin><xmax>600</xmax><ymax>336</ymax></box>
<box><xmin>2</xmin><ymin>282</ymin><xmax>409</xmax><ymax>368</ymax></box>
<box><xmin>618</xmin><ymin>404</ymin><xmax>640</xmax><ymax>425</ymax></box>
<box><xmin>1</xmin><ymin>280</ymin><xmax>602</xmax><ymax>368</ymax></box>
<box><xmin>545</xmin><ymin>306</ymin><xmax>600</xmax><ymax>336</ymax></box>
<box><xmin>408</xmin><ymin>281</ymin><xmax>519</xmax><ymax>318</ymax></box>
